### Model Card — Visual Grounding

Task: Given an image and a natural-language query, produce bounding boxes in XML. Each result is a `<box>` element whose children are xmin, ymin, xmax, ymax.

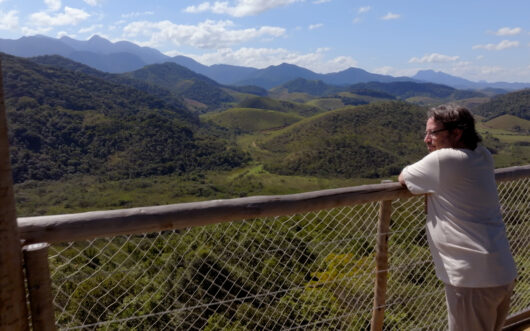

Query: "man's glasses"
<box><xmin>424</xmin><ymin>128</ymin><xmax>448</xmax><ymax>137</ymax></box>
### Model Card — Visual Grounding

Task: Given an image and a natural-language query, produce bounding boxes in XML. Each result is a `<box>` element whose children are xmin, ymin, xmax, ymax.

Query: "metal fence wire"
<box><xmin>48</xmin><ymin>177</ymin><xmax>529</xmax><ymax>330</ymax></box>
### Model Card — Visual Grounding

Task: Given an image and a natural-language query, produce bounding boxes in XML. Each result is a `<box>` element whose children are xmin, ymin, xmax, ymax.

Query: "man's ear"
<box><xmin>451</xmin><ymin>128</ymin><xmax>463</xmax><ymax>144</ymax></box>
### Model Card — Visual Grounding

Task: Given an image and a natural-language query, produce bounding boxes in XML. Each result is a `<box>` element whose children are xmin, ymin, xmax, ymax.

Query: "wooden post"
<box><xmin>0</xmin><ymin>58</ymin><xmax>30</xmax><ymax>329</ymax></box>
<box><xmin>371</xmin><ymin>180</ymin><xmax>393</xmax><ymax>331</ymax></box>
<box><xmin>23</xmin><ymin>243</ymin><xmax>56</xmax><ymax>331</ymax></box>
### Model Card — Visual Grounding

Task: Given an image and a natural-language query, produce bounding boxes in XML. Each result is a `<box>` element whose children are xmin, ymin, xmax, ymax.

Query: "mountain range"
<box><xmin>2</xmin><ymin>35</ymin><xmax>529</xmax><ymax>91</ymax></box>
<box><xmin>2</xmin><ymin>49</ymin><xmax>529</xmax><ymax>185</ymax></box>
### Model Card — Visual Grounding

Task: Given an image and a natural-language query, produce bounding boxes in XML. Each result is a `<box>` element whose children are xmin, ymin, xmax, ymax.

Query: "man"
<box><xmin>398</xmin><ymin>104</ymin><xmax>517</xmax><ymax>331</ymax></box>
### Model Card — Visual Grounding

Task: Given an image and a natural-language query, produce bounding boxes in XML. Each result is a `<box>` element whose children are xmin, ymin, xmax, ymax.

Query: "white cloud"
<box><xmin>122</xmin><ymin>11</ymin><xmax>155</xmax><ymax>19</ymax></box>
<box><xmin>45</xmin><ymin>0</ymin><xmax>62</xmax><ymax>11</ymax></box>
<box><xmin>83</xmin><ymin>0</ymin><xmax>103</xmax><ymax>5</ymax></box>
<box><xmin>30</xmin><ymin>7</ymin><xmax>90</xmax><ymax>26</ymax></box>
<box><xmin>78</xmin><ymin>24</ymin><xmax>103</xmax><ymax>34</ymax></box>
<box><xmin>495</xmin><ymin>27</ymin><xmax>522</xmax><ymax>36</ymax></box>
<box><xmin>358</xmin><ymin>6</ymin><xmax>371</xmax><ymax>14</ymax></box>
<box><xmin>309</xmin><ymin>23</ymin><xmax>323</xmax><ymax>30</ymax></box>
<box><xmin>477</xmin><ymin>66</ymin><xmax>503</xmax><ymax>75</ymax></box>
<box><xmin>184</xmin><ymin>0</ymin><xmax>303</xmax><ymax>17</ymax></box>
<box><xmin>381</xmin><ymin>12</ymin><xmax>400</xmax><ymax>20</ymax></box>
<box><xmin>57</xmin><ymin>31</ymin><xmax>71</xmax><ymax>38</ymax></box>
<box><xmin>0</xmin><ymin>10</ymin><xmax>19</xmax><ymax>30</ymax></box>
<box><xmin>472</xmin><ymin>40</ymin><xmax>519</xmax><ymax>51</ymax></box>
<box><xmin>313</xmin><ymin>0</ymin><xmax>330</xmax><ymax>3</ymax></box>
<box><xmin>171</xmin><ymin>47</ymin><xmax>357</xmax><ymax>73</ymax></box>
<box><xmin>123</xmin><ymin>19</ymin><xmax>285</xmax><ymax>49</ymax></box>
<box><xmin>21</xmin><ymin>26</ymin><xmax>53</xmax><ymax>35</ymax></box>
<box><xmin>409</xmin><ymin>53</ymin><xmax>459</xmax><ymax>64</ymax></box>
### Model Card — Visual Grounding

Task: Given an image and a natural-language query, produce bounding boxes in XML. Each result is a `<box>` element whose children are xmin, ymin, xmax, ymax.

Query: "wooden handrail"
<box><xmin>17</xmin><ymin>165</ymin><xmax>530</xmax><ymax>245</ymax></box>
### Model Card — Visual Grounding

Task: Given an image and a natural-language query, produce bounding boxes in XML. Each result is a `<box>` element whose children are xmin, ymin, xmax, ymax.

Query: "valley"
<box><xmin>0</xmin><ymin>50</ymin><xmax>527</xmax><ymax>217</ymax></box>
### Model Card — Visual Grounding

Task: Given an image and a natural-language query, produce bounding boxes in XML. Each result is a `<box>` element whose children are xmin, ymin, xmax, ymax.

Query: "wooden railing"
<box><xmin>0</xmin><ymin>164</ymin><xmax>528</xmax><ymax>330</ymax></box>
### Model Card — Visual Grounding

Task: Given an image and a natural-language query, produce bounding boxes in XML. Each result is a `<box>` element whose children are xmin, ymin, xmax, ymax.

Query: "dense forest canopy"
<box><xmin>258</xmin><ymin>102</ymin><xmax>427</xmax><ymax>178</ymax></box>
<box><xmin>474</xmin><ymin>88</ymin><xmax>530</xmax><ymax>120</ymax></box>
<box><xmin>2</xmin><ymin>53</ymin><xmax>248</xmax><ymax>183</ymax></box>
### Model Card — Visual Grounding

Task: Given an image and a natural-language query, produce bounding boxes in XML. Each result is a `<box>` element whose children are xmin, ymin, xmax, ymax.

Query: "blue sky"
<box><xmin>1</xmin><ymin>0</ymin><xmax>529</xmax><ymax>82</ymax></box>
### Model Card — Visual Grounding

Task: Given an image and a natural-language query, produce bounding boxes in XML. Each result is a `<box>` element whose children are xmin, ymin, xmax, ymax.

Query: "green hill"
<box><xmin>473</xmin><ymin>88</ymin><xmax>530</xmax><ymax>120</ymax></box>
<box><xmin>29</xmin><ymin>55</ymin><xmax>189</xmax><ymax>110</ymax></box>
<box><xmin>349</xmin><ymin>82</ymin><xmax>486</xmax><ymax>101</ymax></box>
<box><xmin>257</xmin><ymin>101</ymin><xmax>427</xmax><ymax>178</ymax></box>
<box><xmin>122</xmin><ymin>62</ymin><xmax>235</xmax><ymax>110</ymax></box>
<box><xmin>203</xmin><ymin>108</ymin><xmax>303</xmax><ymax>133</ymax></box>
<box><xmin>305</xmin><ymin>98</ymin><xmax>348</xmax><ymax>111</ymax></box>
<box><xmin>483</xmin><ymin>114</ymin><xmax>530</xmax><ymax>132</ymax></box>
<box><xmin>237</xmin><ymin>96</ymin><xmax>323</xmax><ymax>117</ymax></box>
<box><xmin>279</xmin><ymin>78</ymin><xmax>341</xmax><ymax>96</ymax></box>
<box><xmin>1</xmin><ymin>53</ymin><xmax>248</xmax><ymax>183</ymax></box>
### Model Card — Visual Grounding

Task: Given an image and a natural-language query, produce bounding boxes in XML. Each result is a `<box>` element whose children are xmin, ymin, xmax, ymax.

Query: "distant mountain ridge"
<box><xmin>1</xmin><ymin>35</ymin><xmax>529</xmax><ymax>90</ymax></box>
<box><xmin>412</xmin><ymin>70</ymin><xmax>530</xmax><ymax>91</ymax></box>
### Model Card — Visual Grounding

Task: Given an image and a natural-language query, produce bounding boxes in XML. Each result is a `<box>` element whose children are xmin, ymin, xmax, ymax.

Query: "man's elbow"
<box><xmin>398</xmin><ymin>173</ymin><xmax>406</xmax><ymax>186</ymax></box>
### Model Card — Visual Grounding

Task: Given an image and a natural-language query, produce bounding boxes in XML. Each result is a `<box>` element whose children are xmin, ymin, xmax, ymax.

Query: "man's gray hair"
<box><xmin>428</xmin><ymin>104</ymin><xmax>482</xmax><ymax>150</ymax></box>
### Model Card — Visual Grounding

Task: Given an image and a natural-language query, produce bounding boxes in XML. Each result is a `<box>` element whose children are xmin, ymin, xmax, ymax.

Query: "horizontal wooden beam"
<box><xmin>17</xmin><ymin>165</ymin><xmax>530</xmax><ymax>245</ymax></box>
<box><xmin>503</xmin><ymin>307</ymin><xmax>530</xmax><ymax>330</ymax></box>
<box><xmin>495</xmin><ymin>164</ymin><xmax>530</xmax><ymax>182</ymax></box>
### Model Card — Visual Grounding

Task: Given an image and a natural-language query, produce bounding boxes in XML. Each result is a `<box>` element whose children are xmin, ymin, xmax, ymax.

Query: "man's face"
<box><xmin>424</xmin><ymin>117</ymin><xmax>456</xmax><ymax>152</ymax></box>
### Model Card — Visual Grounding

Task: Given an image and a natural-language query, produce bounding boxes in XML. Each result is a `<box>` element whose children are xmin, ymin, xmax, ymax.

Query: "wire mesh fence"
<box><xmin>46</xmin><ymin>176</ymin><xmax>529</xmax><ymax>330</ymax></box>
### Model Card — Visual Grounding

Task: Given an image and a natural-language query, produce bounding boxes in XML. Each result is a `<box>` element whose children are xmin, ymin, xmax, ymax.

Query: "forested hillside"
<box><xmin>473</xmin><ymin>88</ymin><xmax>530</xmax><ymax>120</ymax></box>
<box><xmin>30</xmin><ymin>55</ymin><xmax>188</xmax><ymax>109</ymax></box>
<box><xmin>1</xmin><ymin>53</ymin><xmax>248</xmax><ymax>183</ymax></box>
<box><xmin>257</xmin><ymin>102</ymin><xmax>427</xmax><ymax>178</ymax></box>
<box><xmin>348</xmin><ymin>81</ymin><xmax>486</xmax><ymax>100</ymax></box>
<box><xmin>237</xmin><ymin>96</ymin><xmax>323</xmax><ymax>117</ymax></box>
<box><xmin>122</xmin><ymin>62</ymin><xmax>236</xmax><ymax>111</ymax></box>
<box><xmin>203</xmin><ymin>108</ymin><xmax>303</xmax><ymax>133</ymax></box>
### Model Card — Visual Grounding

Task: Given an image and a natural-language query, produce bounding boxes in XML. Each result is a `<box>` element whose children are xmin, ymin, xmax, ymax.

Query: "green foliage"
<box><xmin>202</xmin><ymin>108</ymin><xmax>303</xmax><ymax>133</ymax></box>
<box><xmin>280</xmin><ymin>78</ymin><xmax>341</xmax><ymax>96</ymax></box>
<box><xmin>122</xmin><ymin>62</ymin><xmax>235</xmax><ymax>110</ymax></box>
<box><xmin>30</xmin><ymin>54</ymin><xmax>189</xmax><ymax>110</ymax></box>
<box><xmin>346</xmin><ymin>87</ymin><xmax>396</xmax><ymax>100</ymax></box>
<box><xmin>258</xmin><ymin>101</ymin><xmax>427</xmax><ymax>178</ymax></box>
<box><xmin>349</xmin><ymin>82</ymin><xmax>457</xmax><ymax>99</ymax></box>
<box><xmin>483</xmin><ymin>114</ymin><xmax>530</xmax><ymax>133</ymax></box>
<box><xmin>227</xmin><ymin>85</ymin><xmax>268</xmax><ymax>97</ymax></box>
<box><xmin>237</xmin><ymin>96</ymin><xmax>323</xmax><ymax>117</ymax></box>
<box><xmin>343</xmin><ymin>82</ymin><xmax>486</xmax><ymax>106</ymax></box>
<box><xmin>2</xmin><ymin>53</ymin><xmax>248</xmax><ymax>183</ymax></box>
<box><xmin>473</xmin><ymin>88</ymin><xmax>530</xmax><ymax>120</ymax></box>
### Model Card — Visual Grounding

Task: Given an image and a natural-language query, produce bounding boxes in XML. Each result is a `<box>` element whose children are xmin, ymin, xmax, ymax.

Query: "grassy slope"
<box><xmin>237</xmin><ymin>96</ymin><xmax>324</xmax><ymax>117</ymax></box>
<box><xmin>254</xmin><ymin>101</ymin><xmax>427</xmax><ymax>178</ymax></box>
<box><xmin>482</xmin><ymin>114</ymin><xmax>530</xmax><ymax>132</ymax></box>
<box><xmin>14</xmin><ymin>166</ymin><xmax>379</xmax><ymax>217</ymax></box>
<box><xmin>477</xmin><ymin>118</ymin><xmax>530</xmax><ymax>168</ymax></box>
<box><xmin>202</xmin><ymin>108</ymin><xmax>303</xmax><ymax>133</ymax></box>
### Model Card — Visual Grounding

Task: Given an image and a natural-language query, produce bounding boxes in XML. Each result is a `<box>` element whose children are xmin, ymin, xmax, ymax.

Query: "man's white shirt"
<box><xmin>401</xmin><ymin>146</ymin><xmax>517</xmax><ymax>287</ymax></box>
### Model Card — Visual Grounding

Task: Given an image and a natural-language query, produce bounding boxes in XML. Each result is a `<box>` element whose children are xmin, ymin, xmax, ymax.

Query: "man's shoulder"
<box><xmin>433</xmin><ymin>147</ymin><xmax>473</xmax><ymax>162</ymax></box>
<box><xmin>435</xmin><ymin>146</ymin><xmax>491</xmax><ymax>159</ymax></box>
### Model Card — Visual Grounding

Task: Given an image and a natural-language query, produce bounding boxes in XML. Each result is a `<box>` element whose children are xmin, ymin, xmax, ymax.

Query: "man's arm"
<box><xmin>398</xmin><ymin>172</ymin><xmax>406</xmax><ymax>186</ymax></box>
